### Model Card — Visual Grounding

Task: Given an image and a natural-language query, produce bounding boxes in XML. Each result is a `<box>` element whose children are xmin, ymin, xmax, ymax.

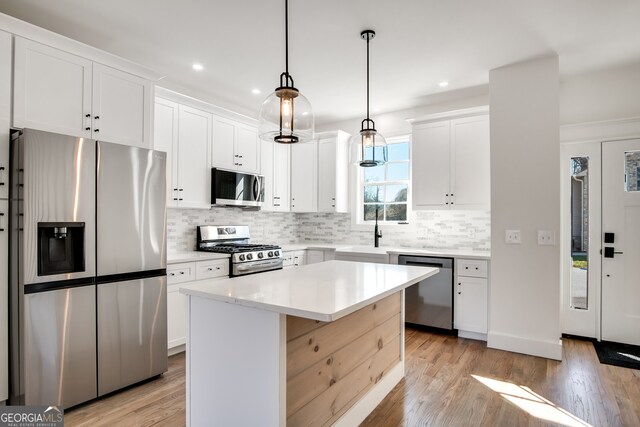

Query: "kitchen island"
<box><xmin>180</xmin><ymin>260</ymin><xmax>438</xmax><ymax>426</ymax></box>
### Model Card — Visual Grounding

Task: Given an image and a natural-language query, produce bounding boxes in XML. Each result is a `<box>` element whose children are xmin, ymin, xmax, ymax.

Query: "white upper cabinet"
<box><xmin>450</xmin><ymin>116</ymin><xmax>490</xmax><ymax>209</ymax></box>
<box><xmin>13</xmin><ymin>37</ymin><xmax>153</xmax><ymax>148</ymax></box>
<box><xmin>177</xmin><ymin>105</ymin><xmax>212</xmax><ymax>209</ymax></box>
<box><xmin>153</xmin><ymin>98</ymin><xmax>179</xmax><ymax>208</ymax></box>
<box><xmin>260</xmin><ymin>139</ymin><xmax>275</xmax><ymax>211</ymax></box>
<box><xmin>91</xmin><ymin>63</ymin><xmax>152</xmax><ymax>148</ymax></box>
<box><xmin>0</xmin><ymin>30</ymin><xmax>11</xmax><ymax>201</ymax></box>
<box><xmin>290</xmin><ymin>140</ymin><xmax>318</xmax><ymax>212</ymax></box>
<box><xmin>411</xmin><ymin>109</ymin><xmax>490</xmax><ymax>210</ymax></box>
<box><xmin>212</xmin><ymin>116</ymin><xmax>260</xmax><ymax>174</ymax></box>
<box><xmin>13</xmin><ymin>37</ymin><xmax>92</xmax><ymax>138</ymax></box>
<box><xmin>236</xmin><ymin>125</ymin><xmax>260</xmax><ymax>174</ymax></box>
<box><xmin>317</xmin><ymin>131</ymin><xmax>350</xmax><ymax>213</ymax></box>
<box><xmin>412</xmin><ymin>121</ymin><xmax>450</xmax><ymax>208</ymax></box>
<box><xmin>261</xmin><ymin>140</ymin><xmax>290</xmax><ymax>212</ymax></box>
<box><xmin>273</xmin><ymin>142</ymin><xmax>291</xmax><ymax>212</ymax></box>
<box><xmin>154</xmin><ymin>98</ymin><xmax>211</xmax><ymax>209</ymax></box>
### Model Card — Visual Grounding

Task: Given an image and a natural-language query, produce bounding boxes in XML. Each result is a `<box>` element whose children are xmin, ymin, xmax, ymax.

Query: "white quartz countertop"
<box><xmin>180</xmin><ymin>260</ymin><xmax>438</xmax><ymax>321</ymax></box>
<box><xmin>167</xmin><ymin>251</ymin><xmax>230</xmax><ymax>264</ymax></box>
<box><xmin>280</xmin><ymin>243</ymin><xmax>490</xmax><ymax>260</ymax></box>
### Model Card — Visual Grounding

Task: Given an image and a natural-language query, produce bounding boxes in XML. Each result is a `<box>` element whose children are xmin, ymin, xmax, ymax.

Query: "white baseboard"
<box><xmin>168</xmin><ymin>344</ymin><xmax>185</xmax><ymax>357</ymax></box>
<box><xmin>458</xmin><ymin>330</ymin><xmax>487</xmax><ymax>341</ymax></box>
<box><xmin>333</xmin><ymin>361</ymin><xmax>404</xmax><ymax>427</ymax></box>
<box><xmin>487</xmin><ymin>332</ymin><xmax>563</xmax><ymax>361</ymax></box>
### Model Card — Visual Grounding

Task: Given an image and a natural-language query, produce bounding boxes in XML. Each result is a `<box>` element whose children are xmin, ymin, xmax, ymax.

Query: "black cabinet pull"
<box><xmin>85</xmin><ymin>113</ymin><xmax>91</xmax><ymax>118</ymax></box>
<box><xmin>94</xmin><ymin>116</ymin><xmax>100</xmax><ymax>120</ymax></box>
<box><xmin>85</xmin><ymin>127</ymin><xmax>91</xmax><ymax>131</ymax></box>
<box><xmin>94</xmin><ymin>129</ymin><xmax>99</xmax><ymax>133</ymax></box>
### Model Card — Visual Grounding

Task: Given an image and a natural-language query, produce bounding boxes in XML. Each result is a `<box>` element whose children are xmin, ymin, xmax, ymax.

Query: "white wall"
<box><xmin>488</xmin><ymin>56</ymin><xmax>562</xmax><ymax>360</ymax></box>
<box><xmin>317</xmin><ymin>85</ymin><xmax>489</xmax><ymax>137</ymax></box>
<box><xmin>560</xmin><ymin>61</ymin><xmax>640</xmax><ymax>125</ymax></box>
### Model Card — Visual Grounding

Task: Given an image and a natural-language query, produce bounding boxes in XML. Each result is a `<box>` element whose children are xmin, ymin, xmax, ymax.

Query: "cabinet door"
<box><xmin>260</xmin><ymin>140</ymin><xmax>275</xmax><ymax>211</ymax></box>
<box><xmin>167</xmin><ymin>284</ymin><xmax>187</xmax><ymax>349</ymax></box>
<box><xmin>454</xmin><ymin>276</ymin><xmax>487</xmax><ymax>334</ymax></box>
<box><xmin>236</xmin><ymin>125</ymin><xmax>260</xmax><ymax>174</ymax></box>
<box><xmin>13</xmin><ymin>37</ymin><xmax>92</xmax><ymax>138</ymax></box>
<box><xmin>318</xmin><ymin>138</ymin><xmax>337</xmax><ymax>212</ymax></box>
<box><xmin>0</xmin><ymin>199</ymin><xmax>7</xmax><ymax>401</ymax></box>
<box><xmin>92</xmin><ymin>63</ymin><xmax>152</xmax><ymax>148</ymax></box>
<box><xmin>0</xmin><ymin>30</ymin><xmax>10</xmax><ymax>200</ymax></box>
<box><xmin>273</xmin><ymin>143</ymin><xmax>290</xmax><ymax>212</ymax></box>
<box><xmin>306</xmin><ymin>250</ymin><xmax>325</xmax><ymax>265</ymax></box>
<box><xmin>177</xmin><ymin>105</ymin><xmax>212</xmax><ymax>209</ymax></box>
<box><xmin>212</xmin><ymin>116</ymin><xmax>237</xmax><ymax>171</ymax></box>
<box><xmin>154</xmin><ymin>98</ymin><xmax>179</xmax><ymax>208</ymax></box>
<box><xmin>450</xmin><ymin>116</ymin><xmax>490</xmax><ymax>209</ymax></box>
<box><xmin>290</xmin><ymin>140</ymin><xmax>317</xmax><ymax>212</ymax></box>
<box><xmin>412</xmin><ymin>121</ymin><xmax>450</xmax><ymax>209</ymax></box>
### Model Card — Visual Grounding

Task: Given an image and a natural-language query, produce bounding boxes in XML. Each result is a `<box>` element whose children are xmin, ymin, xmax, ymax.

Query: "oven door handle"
<box><xmin>235</xmin><ymin>259</ymin><xmax>282</xmax><ymax>271</ymax></box>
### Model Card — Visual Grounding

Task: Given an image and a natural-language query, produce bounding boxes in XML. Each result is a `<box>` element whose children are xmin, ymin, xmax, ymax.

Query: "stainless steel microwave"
<box><xmin>211</xmin><ymin>168</ymin><xmax>265</xmax><ymax>208</ymax></box>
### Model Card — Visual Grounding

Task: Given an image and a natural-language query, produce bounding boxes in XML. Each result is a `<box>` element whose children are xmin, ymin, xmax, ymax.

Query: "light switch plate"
<box><xmin>505</xmin><ymin>230</ymin><xmax>521</xmax><ymax>244</ymax></box>
<box><xmin>538</xmin><ymin>230</ymin><xmax>556</xmax><ymax>245</ymax></box>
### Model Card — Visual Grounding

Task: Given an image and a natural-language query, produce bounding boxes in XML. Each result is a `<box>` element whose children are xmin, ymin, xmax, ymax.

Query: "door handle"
<box><xmin>603</xmin><ymin>247</ymin><xmax>623</xmax><ymax>258</ymax></box>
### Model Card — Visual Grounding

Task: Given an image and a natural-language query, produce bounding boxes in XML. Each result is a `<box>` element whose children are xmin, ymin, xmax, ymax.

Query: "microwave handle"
<box><xmin>253</xmin><ymin>176</ymin><xmax>260</xmax><ymax>201</ymax></box>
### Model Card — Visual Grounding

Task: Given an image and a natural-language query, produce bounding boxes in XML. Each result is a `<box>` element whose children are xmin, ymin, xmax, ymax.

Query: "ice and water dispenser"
<box><xmin>37</xmin><ymin>222</ymin><xmax>86</xmax><ymax>276</ymax></box>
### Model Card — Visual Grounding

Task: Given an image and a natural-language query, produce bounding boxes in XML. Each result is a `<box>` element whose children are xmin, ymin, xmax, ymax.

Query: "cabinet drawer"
<box><xmin>283</xmin><ymin>252</ymin><xmax>295</xmax><ymax>267</ymax></box>
<box><xmin>457</xmin><ymin>259</ymin><xmax>488</xmax><ymax>278</ymax></box>
<box><xmin>167</xmin><ymin>262</ymin><xmax>196</xmax><ymax>284</ymax></box>
<box><xmin>195</xmin><ymin>259</ymin><xmax>229</xmax><ymax>280</ymax></box>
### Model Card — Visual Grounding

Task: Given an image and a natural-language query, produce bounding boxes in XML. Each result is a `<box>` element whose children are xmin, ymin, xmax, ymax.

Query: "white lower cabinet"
<box><xmin>283</xmin><ymin>250</ymin><xmax>306</xmax><ymax>268</ymax></box>
<box><xmin>455</xmin><ymin>259</ymin><xmax>488</xmax><ymax>338</ymax></box>
<box><xmin>334</xmin><ymin>252</ymin><xmax>389</xmax><ymax>264</ymax></box>
<box><xmin>306</xmin><ymin>250</ymin><xmax>325</xmax><ymax>265</ymax></box>
<box><xmin>0</xmin><ymin>199</ymin><xmax>8</xmax><ymax>401</ymax></box>
<box><xmin>167</xmin><ymin>258</ymin><xmax>228</xmax><ymax>350</ymax></box>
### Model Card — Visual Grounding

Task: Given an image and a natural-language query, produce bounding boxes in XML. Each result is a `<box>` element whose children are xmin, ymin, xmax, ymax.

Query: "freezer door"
<box><xmin>97</xmin><ymin>142</ymin><xmax>166</xmax><ymax>275</ymax></box>
<box><xmin>24</xmin><ymin>285</ymin><xmax>97</xmax><ymax>407</ymax></box>
<box><xmin>97</xmin><ymin>276</ymin><xmax>167</xmax><ymax>396</ymax></box>
<box><xmin>20</xmin><ymin>129</ymin><xmax>96</xmax><ymax>284</ymax></box>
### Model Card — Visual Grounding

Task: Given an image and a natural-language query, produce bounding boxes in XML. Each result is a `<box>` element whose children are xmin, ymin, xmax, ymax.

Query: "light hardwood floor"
<box><xmin>65</xmin><ymin>328</ymin><xmax>640</xmax><ymax>427</ymax></box>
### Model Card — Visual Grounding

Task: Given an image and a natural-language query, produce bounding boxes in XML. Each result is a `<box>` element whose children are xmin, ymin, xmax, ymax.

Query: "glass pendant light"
<box><xmin>353</xmin><ymin>30</ymin><xmax>387</xmax><ymax>167</ymax></box>
<box><xmin>259</xmin><ymin>0</ymin><xmax>313</xmax><ymax>144</ymax></box>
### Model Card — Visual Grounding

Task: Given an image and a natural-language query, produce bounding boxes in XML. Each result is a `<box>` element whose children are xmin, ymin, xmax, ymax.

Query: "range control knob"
<box><xmin>239</xmin><ymin>254</ymin><xmax>246</xmax><ymax>261</ymax></box>
<box><xmin>247</xmin><ymin>253</ymin><xmax>253</xmax><ymax>260</ymax></box>
<box><xmin>268</xmin><ymin>251</ymin><xmax>273</xmax><ymax>257</ymax></box>
<box><xmin>258</xmin><ymin>252</ymin><xmax>264</xmax><ymax>259</ymax></box>
<box><xmin>274</xmin><ymin>250</ymin><xmax>280</xmax><ymax>256</ymax></box>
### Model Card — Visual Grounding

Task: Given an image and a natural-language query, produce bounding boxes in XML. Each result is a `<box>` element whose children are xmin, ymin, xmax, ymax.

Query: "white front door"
<box><xmin>602</xmin><ymin>139</ymin><xmax>640</xmax><ymax>345</ymax></box>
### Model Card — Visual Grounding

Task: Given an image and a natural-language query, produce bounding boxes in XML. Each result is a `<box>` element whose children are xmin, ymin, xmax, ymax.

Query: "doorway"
<box><xmin>561</xmin><ymin>138</ymin><xmax>640</xmax><ymax>346</ymax></box>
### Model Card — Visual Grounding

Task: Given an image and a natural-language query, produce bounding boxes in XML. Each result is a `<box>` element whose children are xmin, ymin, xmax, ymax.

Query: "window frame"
<box><xmin>352</xmin><ymin>134</ymin><xmax>416</xmax><ymax>230</ymax></box>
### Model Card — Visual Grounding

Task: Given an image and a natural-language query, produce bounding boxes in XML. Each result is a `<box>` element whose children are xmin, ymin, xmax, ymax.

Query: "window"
<box><xmin>570</xmin><ymin>156</ymin><xmax>589</xmax><ymax>310</ymax></box>
<box><xmin>359</xmin><ymin>136</ymin><xmax>411</xmax><ymax>224</ymax></box>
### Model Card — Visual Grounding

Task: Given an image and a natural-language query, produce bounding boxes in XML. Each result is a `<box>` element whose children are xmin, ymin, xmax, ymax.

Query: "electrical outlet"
<box><xmin>417</xmin><ymin>227</ymin><xmax>428</xmax><ymax>238</ymax></box>
<box><xmin>467</xmin><ymin>228</ymin><xmax>476</xmax><ymax>239</ymax></box>
<box><xmin>505</xmin><ymin>230</ymin><xmax>521</xmax><ymax>244</ymax></box>
<box><xmin>537</xmin><ymin>230</ymin><xmax>556</xmax><ymax>245</ymax></box>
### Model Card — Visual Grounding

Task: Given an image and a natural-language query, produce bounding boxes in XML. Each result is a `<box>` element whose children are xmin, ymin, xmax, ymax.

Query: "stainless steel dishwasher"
<box><xmin>398</xmin><ymin>255</ymin><xmax>454</xmax><ymax>332</ymax></box>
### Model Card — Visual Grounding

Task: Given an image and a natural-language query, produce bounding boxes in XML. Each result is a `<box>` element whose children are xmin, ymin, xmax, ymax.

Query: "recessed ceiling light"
<box><xmin>439</xmin><ymin>81</ymin><xmax>449</xmax><ymax>88</ymax></box>
<box><xmin>192</xmin><ymin>63</ymin><xmax>204</xmax><ymax>71</ymax></box>
<box><xmin>252</xmin><ymin>88</ymin><xmax>261</xmax><ymax>95</ymax></box>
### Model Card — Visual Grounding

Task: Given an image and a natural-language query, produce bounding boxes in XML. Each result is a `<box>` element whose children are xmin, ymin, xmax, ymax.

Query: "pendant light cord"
<box><xmin>366</xmin><ymin>33</ymin><xmax>370</xmax><ymax>121</ymax></box>
<box><xmin>285</xmin><ymin>0</ymin><xmax>289</xmax><ymax>77</ymax></box>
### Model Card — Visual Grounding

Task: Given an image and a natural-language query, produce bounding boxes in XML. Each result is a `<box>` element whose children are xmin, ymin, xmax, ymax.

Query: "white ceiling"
<box><xmin>1</xmin><ymin>0</ymin><xmax>639</xmax><ymax>124</ymax></box>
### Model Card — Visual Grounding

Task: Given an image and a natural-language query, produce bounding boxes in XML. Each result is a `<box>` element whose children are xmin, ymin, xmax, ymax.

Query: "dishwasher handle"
<box><xmin>404</xmin><ymin>261</ymin><xmax>447</xmax><ymax>269</ymax></box>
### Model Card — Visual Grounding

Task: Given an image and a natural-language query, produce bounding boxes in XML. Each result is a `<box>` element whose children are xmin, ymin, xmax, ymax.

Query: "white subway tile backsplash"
<box><xmin>168</xmin><ymin>208</ymin><xmax>491</xmax><ymax>253</ymax></box>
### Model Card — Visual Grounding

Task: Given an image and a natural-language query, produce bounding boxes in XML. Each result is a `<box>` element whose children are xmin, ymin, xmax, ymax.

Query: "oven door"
<box><xmin>232</xmin><ymin>258</ymin><xmax>283</xmax><ymax>277</ymax></box>
<box><xmin>211</xmin><ymin>168</ymin><xmax>264</xmax><ymax>207</ymax></box>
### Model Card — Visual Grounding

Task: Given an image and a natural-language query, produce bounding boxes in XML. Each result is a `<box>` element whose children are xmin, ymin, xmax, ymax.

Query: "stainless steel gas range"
<box><xmin>196</xmin><ymin>225</ymin><xmax>283</xmax><ymax>277</ymax></box>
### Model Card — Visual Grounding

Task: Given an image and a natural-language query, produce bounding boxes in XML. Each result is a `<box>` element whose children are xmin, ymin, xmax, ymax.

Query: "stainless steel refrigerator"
<box><xmin>9</xmin><ymin>129</ymin><xmax>167</xmax><ymax>407</ymax></box>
